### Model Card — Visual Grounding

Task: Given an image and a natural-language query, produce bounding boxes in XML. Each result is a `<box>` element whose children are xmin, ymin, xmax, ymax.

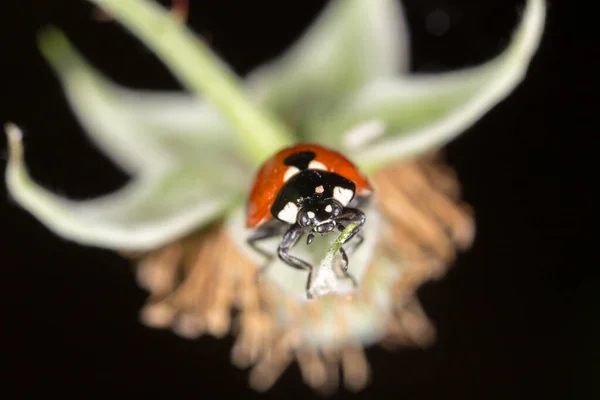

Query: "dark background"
<box><xmin>0</xmin><ymin>0</ymin><xmax>596</xmax><ymax>398</ymax></box>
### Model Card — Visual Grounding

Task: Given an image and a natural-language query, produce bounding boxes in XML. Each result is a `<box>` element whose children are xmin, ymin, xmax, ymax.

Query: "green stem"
<box><xmin>86</xmin><ymin>0</ymin><xmax>293</xmax><ymax>165</ymax></box>
<box><xmin>324</xmin><ymin>222</ymin><xmax>357</xmax><ymax>266</ymax></box>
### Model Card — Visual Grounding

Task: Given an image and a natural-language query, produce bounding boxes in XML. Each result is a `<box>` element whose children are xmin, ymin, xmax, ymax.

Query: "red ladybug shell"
<box><xmin>246</xmin><ymin>144</ymin><xmax>372</xmax><ymax>228</ymax></box>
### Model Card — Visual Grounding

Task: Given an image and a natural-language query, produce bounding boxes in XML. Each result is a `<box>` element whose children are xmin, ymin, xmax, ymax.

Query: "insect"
<box><xmin>246</xmin><ymin>143</ymin><xmax>373</xmax><ymax>299</ymax></box>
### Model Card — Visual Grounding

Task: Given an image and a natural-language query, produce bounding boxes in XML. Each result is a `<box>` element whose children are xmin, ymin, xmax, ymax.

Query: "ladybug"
<box><xmin>246</xmin><ymin>144</ymin><xmax>373</xmax><ymax>298</ymax></box>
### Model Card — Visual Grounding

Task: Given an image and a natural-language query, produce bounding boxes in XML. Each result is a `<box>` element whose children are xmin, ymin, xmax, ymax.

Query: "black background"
<box><xmin>0</xmin><ymin>0</ymin><xmax>596</xmax><ymax>398</ymax></box>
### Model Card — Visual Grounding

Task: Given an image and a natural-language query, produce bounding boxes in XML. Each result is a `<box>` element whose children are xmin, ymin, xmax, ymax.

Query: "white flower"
<box><xmin>4</xmin><ymin>0</ymin><xmax>545</xmax><ymax>393</ymax></box>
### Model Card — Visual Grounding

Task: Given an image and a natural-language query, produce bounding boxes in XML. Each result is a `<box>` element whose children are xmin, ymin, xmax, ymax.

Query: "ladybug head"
<box><xmin>297</xmin><ymin>198</ymin><xmax>344</xmax><ymax>235</ymax></box>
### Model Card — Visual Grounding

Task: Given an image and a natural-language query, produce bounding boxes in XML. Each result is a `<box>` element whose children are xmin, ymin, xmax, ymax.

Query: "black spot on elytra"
<box><xmin>283</xmin><ymin>151</ymin><xmax>316</xmax><ymax>170</ymax></box>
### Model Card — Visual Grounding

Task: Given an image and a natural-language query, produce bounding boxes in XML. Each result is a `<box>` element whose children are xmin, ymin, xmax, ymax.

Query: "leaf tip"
<box><xmin>515</xmin><ymin>0</ymin><xmax>546</xmax><ymax>52</ymax></box>
<box><xmin>5</xmin><ymin>122</ymin><xmax>23</xmax><ymax>164</ymax></box>
<box><xmin>38</xmin><ymin>26</ymin><xmax>75</xmax><ymax>70</ymax></box>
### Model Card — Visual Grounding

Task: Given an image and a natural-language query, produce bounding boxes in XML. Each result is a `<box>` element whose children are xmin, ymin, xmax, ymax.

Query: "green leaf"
<box><xmin>3</xmin><ymin>28</ymin><xmax>252</xmax><ymax>251</ymax></box>
<box><xmin>313</xmin><ymin>0</ymin><xmax>546</xmax><ymax>173</ymax></box>
<box><xmin>39</xmin><ymin>27</ymin><xmax>240</xmax><ymax>175</ymax></box>
<box><xmin>86</xmin><ymin>0</ymin><xmax>293</xmax><ymax>166</ymax></box>
<box><xmin>5</xmin><ymin>123</ymin><xmax>243</xmax><ymax>250</ymax></box>
<box><xmin>8</xmin><ymin>28</ymin><xmax>252</xmax><ymax>250</ymax></box>
<box><xmin>245</xmin><ymin>0</ymin><xmax>409</xmax><ymax>138</ymax></box>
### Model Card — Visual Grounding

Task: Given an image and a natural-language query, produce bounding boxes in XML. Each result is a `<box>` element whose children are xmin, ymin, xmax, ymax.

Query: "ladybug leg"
<box><xmin>338</xmin><ymin>208</ymin><xmax>366</xmax><ymax>247</ymax></box>
<box><xmin>247</xmin><ymin>221</ymin><xmax>290</xmax><ymax>260</ymax></box>
<box><xmin>338</xmin><ymin>245</ymin><xmax>349</xmax><ymax>271</ymax></box>
<box><xmin>335</xmin><ymin>227</ymin><xmax>364</xmax><ymax>271</ymax></box>
<box><xmin>332</xmin><ymin>236</ymin><xmax>359</xmax><ymax>289</ymax></box>
<box><xmin>333</xmin><ymin>208</ymin><xmax>366</xmax><ymax>272</ymax></box>
<box><xmin>247</xmin><ymin>222</ymin><xmax>294</xmax><ymax>283</ymax></box>
<box><xmin>340</xmin><ymin>230</ymin><xmax>365</xmax><ymax>258</ymax></box>
<box><xmin>278</xmin><ymin>224</ymin><xmax>315</xmax><ymax>299</ymax></box>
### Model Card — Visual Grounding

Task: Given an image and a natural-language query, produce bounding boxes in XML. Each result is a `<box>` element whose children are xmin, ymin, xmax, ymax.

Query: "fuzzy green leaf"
<box><xmin>245</xmin><ymin>0</ymin><xmax>409</xmax><ymax>138</ymax></box>
<box><xmin>312</xmin><ymin>0</ymin><xmax>546</xmax><ymax>173</ymax></box>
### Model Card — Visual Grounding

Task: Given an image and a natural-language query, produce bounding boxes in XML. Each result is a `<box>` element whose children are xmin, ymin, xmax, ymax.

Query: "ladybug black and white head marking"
<box><xmin>271</xmin><ymin>169</ymin><xmax>356</xmax><ymax>229</ymax></box>
<box><xmin>297</xmin><ymin>199</ymin><xmax>344</xmax><ymax>235</ymax></box>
